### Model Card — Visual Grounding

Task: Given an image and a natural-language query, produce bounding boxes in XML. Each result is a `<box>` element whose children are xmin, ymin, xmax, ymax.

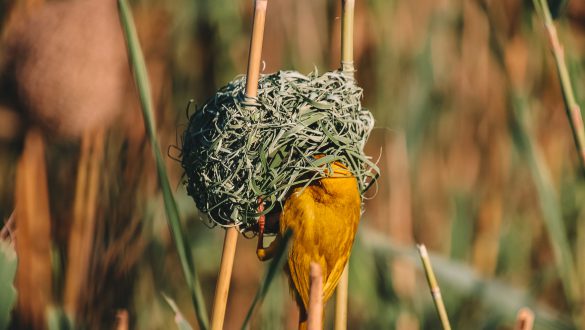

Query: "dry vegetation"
<box><xmin>1</xmin><ymin>0</ymin><xmax>585</xmax><ymax>329</ymax></box>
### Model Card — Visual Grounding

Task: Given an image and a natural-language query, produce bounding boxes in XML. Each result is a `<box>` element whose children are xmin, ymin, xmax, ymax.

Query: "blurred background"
<box><xmin>1</xmin><ymin>0</ymin><xmax>585</xmax><ymax>329</ymax></box>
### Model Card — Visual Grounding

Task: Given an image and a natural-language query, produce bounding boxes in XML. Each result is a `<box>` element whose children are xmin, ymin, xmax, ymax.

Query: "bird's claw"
<box><xmin>256</xmin><ymin>197</ymin><xmax>279</xmax><ymax>261</ymax></box>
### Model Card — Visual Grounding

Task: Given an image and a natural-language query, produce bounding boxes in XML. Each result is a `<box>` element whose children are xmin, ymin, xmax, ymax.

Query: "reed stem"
<box><xmin>210</xmin><ymin>1</ymin><xmax>268</xmax><ymax>329</ymax></box>
<box><xmin>64</xmin><ymin>129</ymin><xmax>104</xmax><ymax>318</ymax></box>
<box><xmin>534</xmin><ymin>0</ymin><xmax>585</xmax><ymax>169</ymax></box>
<box><xmin>417</xmin><ymin>244</ymin><xmax>451</xmax><ymax>330</ymax></box>
<box><xmin>244</xmin><ymin>0</ymin><xmax>268</xmax><ymax>99</ymax></box>
<box><xmin>334</xmin><ymin>266</ymin><xmax>349</xmax><ymax>330</ymax></box>
<box><xmin>514</xmin><ymin>308</ymin><xmax>534</xmax><ymax>330</ymax></box>
<box><xmin>308</xmin><ymin>263</ymin><xmax>324</xmax><ymax>330</ymax></box>
<box><xmin>335</xmin><ymin>2</ymin><xmax>355</xmax><ymax>328</ymax></box>
<box><xmin>14</xmin><ymin>129</ymin><xmax>53</xmax><ymax>329</ymax></box>
<box><xmin>341</xmin><ymin>0</ymin><xmax>355</xmax><ymax>75</ymax></box>
<box><xmin>511</xmin><ymin>95</ymin><xmax>580</xmax><ymax>319</ymax></box>
<box><xmin>115</xmin><ymin>310</ymin><xmax>129</xmax><ymax>330</ymax></box>
<box><xmin>210</xmin><ymin>227</ymin><xmax>238</xmax><ymax>330</ymax></box>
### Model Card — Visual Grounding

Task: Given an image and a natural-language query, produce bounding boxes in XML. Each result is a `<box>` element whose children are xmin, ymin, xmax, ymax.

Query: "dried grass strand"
<box><xmin>181</xmin><ymin>70</ymin><xmax>378</xmax><ymax>231</ymax></box>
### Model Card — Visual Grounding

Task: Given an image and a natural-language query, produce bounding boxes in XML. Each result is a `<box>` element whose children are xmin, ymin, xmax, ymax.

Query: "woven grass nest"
<box><xmin>181</xmin><ymin>69</ymin><xmax>378</xmax><ymax>232</ymax></box>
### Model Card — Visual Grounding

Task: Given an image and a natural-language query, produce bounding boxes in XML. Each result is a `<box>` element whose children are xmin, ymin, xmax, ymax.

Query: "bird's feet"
<box><xmin>256</xmin><ymin>198</ymin><xmax>280</xmax><ymax>261</ymax></box>
<box><xmin>256</xmin><ymin>235</ymin><xmax>281</xmax><ymax>261</ymax></box>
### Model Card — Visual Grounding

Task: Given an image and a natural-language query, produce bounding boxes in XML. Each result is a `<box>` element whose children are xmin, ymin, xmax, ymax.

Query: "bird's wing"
<box><xmin>280</xmin><ymin>176</ymin><xmax>361</xmax><ymax>308</ymax></box>
<box><xmin>280</xmin><ymin>187</ymin><xmax>318</xmax><ymax>310</ymax></box>
<box><xmin>318</xmin><ymin>177</ymin><xmax>360</xmax><ymax>301</ymax></box>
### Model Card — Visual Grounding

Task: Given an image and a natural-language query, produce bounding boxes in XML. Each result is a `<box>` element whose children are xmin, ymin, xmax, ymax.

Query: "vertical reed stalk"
<box><xmin>417</xmin><ymin>244</ymin><xmax>451</xmax><ymax>330</ymax></box>
<box><xmin>335</xmin><ymin>1</ymin><xmax>355</xmax><ymax>329</ymax></box>
<box><xmin>244</xmin><ymin>0</ymin><xmax>268</xmax><ymax>99</ymax></box>
<box><xmin>14</xmin><ymin>129</ymin><xmax>53</xmax><ymax>329</ymax></box>
<box><xmin>308</xmin><ymin>263</ymin><xmax>323</xmax><ymax>330</ymax></box>
<box><xmin>210</xmin><ymin>227</ymin><xmax>238</xmax><ymax>330</ymax></box>
<box><xmin>117</xmin><ymin>1</ymin><xmax>209</xmax><ymax>329</ymax></box>
<box><xmin>210</xmin><ymin>1</ymin><xmax>268</xmax><ymax>329</ymax></box>
<box><xmin>115</xmin><ymin>310</ymin><xmax>129</xmax><ymax>330</ymax></box>
<box><xmin>514</xmin><ymin>308</ymin><xmax>534</xmax><ymax>330</ymax></box>
<box><xmin>511</xmin><ymin>95</ymin><xmax>580</xmax><ymax>320</ymax></box>
<box><xmin>341</xmin><ymin>0</ymin><xmax>355</xmax><ymax>74</ymax></box>
<box><xmin>533</xmin><ymin>0</ymin><xmax>585</xmax><ymax>169</ymax></box>
<box><xmin>64</xmin><ymin>129</ymin><xmax>104</xmax><ymax>318</ymax></box>
<box><xmin>334</xmin><ymin>266</ymin><xmax>348</xmax><ymax>330</ymax></box>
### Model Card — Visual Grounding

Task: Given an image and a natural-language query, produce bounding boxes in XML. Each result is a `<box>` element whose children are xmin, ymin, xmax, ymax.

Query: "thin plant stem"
<box><xmin>514</xmin><ymin>308</ymin><xmax>534</xmax><ymax>330</ymax></box>
<box><xmin>210</xmin><ymin>227</ymin><xmax>238</xmax><ymax>330</ymax></box>
<box><xmin>115</xmin><ymin>310</ymin><xmax>129</xmax><ymax>330</ymax></box>
<box><xmin>307</xmin><ymin>263</ymin><xmax>324</xmax><ymax>330</ymax></box>
<box><xmin>341</xmin><ymin>0</ymin><xmax>355</xmax><ymax>75</ymax></box>
<box><xmin>511</xmin><ymin>94</ymin><xmax>580</xmax><ymax>320</ymax></box>
<box><xmin>0</xmin><ymin>211</ymin><xmax>15</xmax><ymax>242</ymax></box>
<box><xmin>533</xmin><ymin>0</ymin><xmax>585</xmax><ymax>169</ymax></box>
<box><xmin>14</xmin><ymin>129</ymin><xmax>53</xmax><ymax>329</ymax></box>
<box><xmin>64</xmin><ymin>129</ymin><xmax>104</xmax><ymax>318</ymax></box>
<box><xmin>334</xmin><ymin>266</ymin><xmax>348</xmax><ymax>330</ymax></box>
<box><xmin>335</xmin><ymin>1</ymin><xmax>355</xmax><ymax>328</ymax></box>
<box><xmin>117</xmin><ymin>1</ymin><xmax>209</xmax><ymax>329</ymax></box>
<box><xmin>211</xmin><ymin>1</ymin><xmax>268</xmax><ymax>329</ymax></box>
<box><xmin>417</xmin><ymin>244</ymin><xmax>451</xmax><ymax>330</ymax></box>
<box><xmin>244</xmin><ymin>0</ymin><xmax>268</xmax><ymax>99</ymax></box>
<box><xmin>478</xmin><ymin>3</ymin><xmax>581</xmax><ymax>324</ymax></box>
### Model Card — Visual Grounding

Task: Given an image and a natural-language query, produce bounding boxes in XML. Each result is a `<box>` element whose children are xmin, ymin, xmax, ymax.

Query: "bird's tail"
<box><xmin>298</xmin><ymin>320</ymin><xmax>308</xmax><ymax>330</ymax></box>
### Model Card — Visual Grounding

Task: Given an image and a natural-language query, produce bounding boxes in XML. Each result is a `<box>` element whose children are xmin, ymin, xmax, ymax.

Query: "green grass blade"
<box><xmin>510</xmin><ymin>95</ymin><xmax>580</xmax><ymax>314</ymax></box>
<box><xmin>358</xmin><ymin>228</ymin><xmax>574</xmax><ymax>329</ymax></box>
<box><xmin>0</xmin><ymin>240</ymin><xmax>17</xmax><ymax>329</ymax></box>
<box><xmin>162</xmin><ymin>293</ymin><xmax>195</xmax><ymax>330</ymax></box>
<box><xmin>480</xmin><ymin>0</ymin><xmax>581</xmax><ymax>322</ymax></box>
<box><xmin>46</xmin><ymin>307</ymin><xmax>74</xmax><ymax>330</ymax></box>
<box><xmin>532</xmin><ymin>0</ymin><xmax>585</xmax><ymax>170</ymax></box>
<box><xmin>117</xmin><ymin>1</ymin><xmax>209</xmax><ymax>329</ymax></box>
<box><xmin>241</xmin><ymin>229</ymin><xmax>292</xmax><ymax>330</ymax></box>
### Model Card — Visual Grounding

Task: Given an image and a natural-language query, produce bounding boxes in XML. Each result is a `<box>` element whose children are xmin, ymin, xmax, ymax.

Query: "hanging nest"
<box><xmin>181</xmin><ymin>69</ymin><xmax>378</xmax><ymax>232</ymax></box>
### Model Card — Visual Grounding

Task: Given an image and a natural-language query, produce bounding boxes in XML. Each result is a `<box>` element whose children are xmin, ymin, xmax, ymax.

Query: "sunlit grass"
<box><xmin>1</xmin><ymin>0</ymin><xmax>585</xmax><ymax>328</ymax></box>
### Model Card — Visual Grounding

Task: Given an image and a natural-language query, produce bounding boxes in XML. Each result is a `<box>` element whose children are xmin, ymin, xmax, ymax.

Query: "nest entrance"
<box><xmin>181</xmin><ymin>70</ymin><xmax>378</xmax><ymax>232</ymax></box>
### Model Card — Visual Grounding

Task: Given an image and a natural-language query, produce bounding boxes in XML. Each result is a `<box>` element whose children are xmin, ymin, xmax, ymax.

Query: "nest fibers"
<box><xmin>181</xmin><ymin>70</ymin><xmax>378</xmax><ymax>231</ymax></box>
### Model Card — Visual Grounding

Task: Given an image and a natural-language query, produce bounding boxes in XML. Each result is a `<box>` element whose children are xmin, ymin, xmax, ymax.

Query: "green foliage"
<box><xmin>241</xmin><ymin>229</ymin><xmax>292</xmax><ymax>330</ymax></box>
<box><xmin>359</xmin><ymin>228</ymin><xmax>574</xmax><ymax>329</ymax></box>
<box><xmin>46</xmin><ymin>307</ymin><xmax>75</xmax><ymax>330</ymax></box>
<box><xmin>117</xmin><ymin>1</ymin><xmax>208</xmax><ymax>329</ymax></box>
<box><xmin>0</xmin><ymin>241</ymin><xmax>16</xmax><ymax>329</ymax></box>
<box><xmin>510</xmin><ymin>94</ymin><xmax>581</xmax><ymax>313</ymax></box>
<box><xmin>3</xmin><ymin>0</ymin><xmax>585</xmax><ymax>328</ymax></box>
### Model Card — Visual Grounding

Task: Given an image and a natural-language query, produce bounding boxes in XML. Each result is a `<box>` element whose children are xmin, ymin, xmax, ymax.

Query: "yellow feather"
<box><xmin>279</xmin><ymin>162</ymin><xmax>361</xmax><ymax>326</ymax></box>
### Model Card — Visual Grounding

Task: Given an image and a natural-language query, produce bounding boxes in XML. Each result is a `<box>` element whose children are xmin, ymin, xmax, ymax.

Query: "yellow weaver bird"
<box><xmin>256</xmin><ymin>160</ymin><xmax>361</xmax><ymax>329</ymax></box>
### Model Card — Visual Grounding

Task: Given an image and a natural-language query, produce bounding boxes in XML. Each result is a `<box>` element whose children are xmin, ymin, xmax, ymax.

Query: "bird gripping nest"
<box><xmin>181</xmin><ymin>69</ymin><xmax>378</xmax><ymax>232</ymax></box>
